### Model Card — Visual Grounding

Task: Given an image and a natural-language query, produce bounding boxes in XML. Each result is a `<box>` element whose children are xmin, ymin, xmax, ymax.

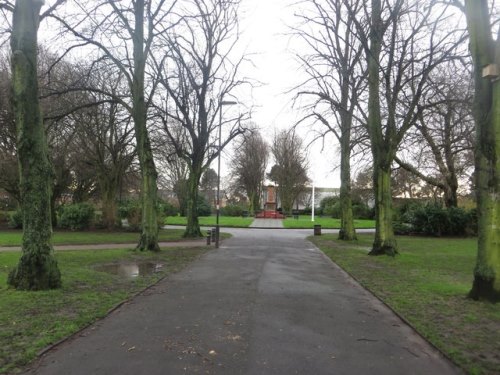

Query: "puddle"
<box><xmin>95</xmin><ymin>262</ymin><xmax>164</xmax><ymax>278</ymax></box>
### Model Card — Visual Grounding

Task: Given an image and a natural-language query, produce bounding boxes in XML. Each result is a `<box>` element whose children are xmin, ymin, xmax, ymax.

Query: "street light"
<box><xmin>216</xmin><ymin>100</ymin><xmax>237</xmax><ymax>248</ymax></box>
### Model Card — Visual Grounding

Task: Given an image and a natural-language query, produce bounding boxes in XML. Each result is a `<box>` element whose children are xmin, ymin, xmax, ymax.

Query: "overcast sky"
<box><xmin>235</xmin><ymin>0</ymin><xmax>341</xmax><ymax>188</ymax></box>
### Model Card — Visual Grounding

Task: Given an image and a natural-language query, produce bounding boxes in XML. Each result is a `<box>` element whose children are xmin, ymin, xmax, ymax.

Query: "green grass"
<box><xmin>309</xmin><ymin>234</ymin><xmax>500</xmax><ymax>375</ymax></box>
<box><xmin>0</xmin><ymin>245</ymin><xmax>210</xmax><ymax>374</ymax></box>
<box><xmin>166</xmin><ymin>215</ymin><xmax>254</xmax><ymax>227</ymax></box>
<box><xmin>0</xmin><ymin>229</ymin><xmax>187</xmax><ymax>247</ymax></box>
<box><xmin>283</xmin><ymin>215</ymin><xmax>375</xmax><ymax>229</ymax></box>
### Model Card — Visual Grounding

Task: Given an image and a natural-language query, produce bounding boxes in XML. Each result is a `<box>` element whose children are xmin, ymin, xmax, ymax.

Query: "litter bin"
<box><xmin>206</xmin><ymin>230</ymin><xmax>212</xmax><ymax>245</ymax></box>
<box><xmin>314</xmin><ymin>224</ymin><xmax>321</xmax><ymax>236</ymax></box>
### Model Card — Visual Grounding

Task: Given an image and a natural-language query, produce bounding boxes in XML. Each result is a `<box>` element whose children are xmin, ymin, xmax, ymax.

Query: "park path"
<box><xmin>249</xmin><ymin>218</ymin><xmax>283</xmax><ymax>228</ymax></box>
<box><xmin>24</xmin><ymin>228</ymin><xmax>461</xmax><ymax>375</ymax></box>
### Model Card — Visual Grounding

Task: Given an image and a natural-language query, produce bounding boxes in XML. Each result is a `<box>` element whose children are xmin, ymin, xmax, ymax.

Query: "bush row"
<box><xmin>318</xmin><ymin>196</ymin><xmax>374</xmax><ymax>220</ymax></box>
<box><xmin>394</xmin><ymin>203</ymin><xmax>477</xmax><ymax>236</ymax></box>
<box><xmin>7</xmin><ymin>196</ymin><xmax>214</xmax><ymax>230</ymax></box>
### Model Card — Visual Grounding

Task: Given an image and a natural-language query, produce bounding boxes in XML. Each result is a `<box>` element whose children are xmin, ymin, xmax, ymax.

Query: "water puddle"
<box><xmin>95</xmin><ymin>262</ymin><xmax>164</xmax><ymax>278</ymax></box>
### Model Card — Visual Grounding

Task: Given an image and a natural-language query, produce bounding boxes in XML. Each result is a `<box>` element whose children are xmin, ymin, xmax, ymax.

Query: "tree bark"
<box><xmin>370</xmin><ymin>160</ymin><xmax>397</xmax><ymax>256</ymax></box>
<box><xmin>101</xmin><ymin>178</ymin><xmax>118</xmax><ymax>230</ymax></box>
<box><xmin>464</xmin><ymin>0</ymin><xmax>500</xmax><ymax>302</ymax></box>
<box><xmin>367</xmin><ymin>0</ymin><xmax>397</xmax><ymax>256</ymax></box>
<box><xmin>133</xmin><ymin>0</ymin><xmax>159</xmax><ymax>252</ymax></box>
<box><xmin>184</xmin><ymin>164</ymin><xmax>203</xmax><ymax>238</ymax></box>
<box><xmin>338</xmin><ymin>111</ymin><xmax>356</xmax><ymax>240</ymax></box>
<box><xmin>8</xmin><ymin>0</ymin><xmax>62</xmax><ymax>290</ymax></box>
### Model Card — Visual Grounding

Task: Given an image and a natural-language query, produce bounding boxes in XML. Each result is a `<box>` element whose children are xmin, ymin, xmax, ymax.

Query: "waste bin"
<box><xmin>314</xmin><ymin>224</ymin><xmax>321</xmax><ymax>236</ymax></box>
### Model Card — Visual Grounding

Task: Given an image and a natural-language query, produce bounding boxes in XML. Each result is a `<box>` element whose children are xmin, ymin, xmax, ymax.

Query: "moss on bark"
<box><xmin>132</xmin><ymin>0</ymin><xmax>159</xmax><ymax>251</ymax></box>
<box><xmin>369</xmin><ymin>164</ymin><xmax>398</xmax><ymax>257</ymax></box>
<box><xmin>464</xmin><ymin>0</ymin><xmax>500</xmax><ymax>301</ymax></box>
<box><xmin>8</xmin><ymin>0</ymin><xmax>61</xmax><ymax>290</ymax></box>
<box><xmin>184</xmin><ymin>167</ymin><xmax>203</xmax><ymax>238</ymax></box>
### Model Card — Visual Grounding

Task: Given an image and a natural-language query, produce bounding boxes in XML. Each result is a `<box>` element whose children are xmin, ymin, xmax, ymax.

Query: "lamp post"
<box><xmin>216</xmin><ymin>100</ymin><xmax>237</xmax><ymax>248</ymax></box>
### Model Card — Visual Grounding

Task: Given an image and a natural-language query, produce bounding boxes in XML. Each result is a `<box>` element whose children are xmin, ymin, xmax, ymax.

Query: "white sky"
<box><xmin>233</xmin><ymin>0</ymin><xmax>341</xmax><ymax>188</ymax></box>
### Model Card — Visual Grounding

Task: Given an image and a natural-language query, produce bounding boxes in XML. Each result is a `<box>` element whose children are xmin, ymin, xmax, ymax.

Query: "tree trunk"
<box><xmin>370</xmin><ymin>161</ymin><xmax>397</xmax><ymax>256</ymax></box>
<box><xmin>366</xmin><ymin>0</ymin><xmax>397</xmax><ymax>256</ymax></box>
<box><xmin>443</xmin><ymin>180</ymin><xmax>458</xmax><ymax>208</ymax></box>
<box><xmin>133</xmin><ymin>0</ymin><xmax>159</xmax><ymax>252</ymax></box>
<box><xmin>465</xmin><ymin>0</ymin><xmax>500</xmax><ymax>301</ymax></box>
<box><xmin>101</xmin><ymin>180</ymin><xmax>118</xmax><ymax>230</ymax></box>
<box><xmin>338</xmin><ymin>114</ymin><xmax>356</xmax><ymax>241</ymax></box>
<box><xmin>7</xmin><ymin>0</ymin><xmax>61</xmax><ymax>290</ymax></box>
<box><xmin>248</xmin><ymin>191</ymin><xmax>255</xmax><ymax>215</ymax></box>
<box><xmin>184</xmin><ymin>166</ymin><xmax>203</xmax><ymax>238</ymax></box>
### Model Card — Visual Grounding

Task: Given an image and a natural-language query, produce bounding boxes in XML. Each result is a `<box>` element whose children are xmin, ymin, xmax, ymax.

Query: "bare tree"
<box><xmin>230</xmin><ymin>129</ymin><xmax>269</xmax><ymax>214</ymax></box>
<box><xmin>154</xmin><ymin>0</ymin><xmax>250</xmax><ymax>237</ymax></box>
<box><xmin>395</xmin><ymin>64</ymin><xmax>475</xmax><ymax>207</ymax></box>
<box><xmin>7</xmin><ymin>0</ymin><xmax>62</xmax><ymax>290</ymax></box>
<box><xmin>460</xmin><ymin>0</ymin><xmax>500</xmax><ymax>301</ymax></box>
<box><xmin>294</xmin><ymin>0</ymin><xmax>368</xmax><ymax>240</ymax></box>
<box><xmin>51</xmin><ymin>0</ymin><xmax>177</xmax><ymax>251</ymax></box>
<box><xmin>355</xmin><ymin>0</ymin><xmax>467</xmax><ymax>255</ymax></box>
<box><xmin>270</xmin><ymin>129</ymin><xmax>309</xmax><ymax>216</ymax></box>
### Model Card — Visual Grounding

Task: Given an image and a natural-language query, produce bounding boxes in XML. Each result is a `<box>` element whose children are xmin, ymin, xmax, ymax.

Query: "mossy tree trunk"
<box><xmin>464</xmin><ymin>0</ymin><xmax>500</xmax><ymax>302</ymax></box>
<box><xmin>338</xmin><ymin>146</ymin><xmax>356</xmax><ymax>240</ymax></box>
<box><xmin>132</xmin><ymin>0</ymin><xmax>159</xmax><ymax>252</ymax></box>
<box><xmin>100</xmin><ymin>177</ymin><xmax>119</xmax><ymax>230</ymax></box>
<box><xmin>366</xmin><ymin>0</ymin><xmax>397</xmax><ymax>256</ymax></box>
<box><xmin>184</xmin><ymin>160</ymin><xmax>203</xmax><ymax>238</ymax></box>
<box><xmin>338</xmin><ymin>100</ymin><xmax>356</xmax><ymax>241</ymax></box>
<box><xmin>8</xmin><ymin>0</ymin><xmax>61</xmax><ymax>290</ymax></box>
<box><xmin>370</xmin><ymin>158</ymin><xmax>397</xmax><ymax>256</ymax></box>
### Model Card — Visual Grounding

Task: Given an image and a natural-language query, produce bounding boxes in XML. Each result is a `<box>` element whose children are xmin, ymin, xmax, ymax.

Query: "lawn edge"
<box><xmin>306</xmin><ymin>237</ymin><xmax>467</xmax><ymax>375</ymax></box>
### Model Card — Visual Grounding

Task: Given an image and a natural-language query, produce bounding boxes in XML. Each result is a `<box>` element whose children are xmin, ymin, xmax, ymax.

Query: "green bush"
<box><xmin>352</xmin><ymin>202</ymin><xmax>373</xmax><ymax>219</ymax></box>
<box><xmin>319</xmin><ymin>196</ymin><xmax>339</xmax><ymax>211</ymax></box>
<box><xmin>118</xmin><ymin>200</ymin><xmax>142</xmax><ymax>230</ymax></box>
<box><xmin>159</xmin><ymin>201</ymin><xmax>179</xmax><ymax>217</ymax></box>
<box><xmin>222</xmin><ymin>204</ymin><xmax>244</xmax><ymax>217</ymax></box>
<box><xmin>197</xmin><ymin>195</ymin><xmax>212</xmax><ymax>217</ymax></box>
<box><xmin>393</xmin><ymin>222</ymin><xmax>412</xmax><ymax>235</ymax></box>
<box><xmin>8</xmin><ymin>210</ymin><xmax>23</xmax><ymax>229</ymax></box>
<box><xmin>59</xmin><ymin>203</ymin><xmax>95</xmax><ymax>230</ymax></box>
<box><xmin>400</xmin><ymin>203</ymin><xmax>475</xmax><ymax>236</ymax></box>
<box><xmin>324</xmin><ymin>202</ymin><xmax>341</xmax><ymax>218</ymax></box>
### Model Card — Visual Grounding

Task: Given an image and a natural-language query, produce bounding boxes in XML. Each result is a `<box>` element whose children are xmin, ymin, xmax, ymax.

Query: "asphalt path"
<box><xmin>24</xmin><ymin>227</ymin><xmax>461</xmax><ymax>375</ymax></box>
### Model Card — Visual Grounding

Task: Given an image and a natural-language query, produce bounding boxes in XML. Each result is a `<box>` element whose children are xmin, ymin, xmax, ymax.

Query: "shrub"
<box><xmin>319</xmin><ymin>196</ymin><xmax>339</xmax><ymax>211</ymax></box>
<box><xmin>222</xmin><ymin>204</ymin><xmax>244</xmax><ymax>217</ymax></box>
<box><xmin>59</xmin><ymin>203</ymin><xmax>95</xmax><ymax>230</ymax></box>
<box><xmin>324</xmin><ymin>202</ymin><xmax>341</xmax><ymax>218</ymax></box>
<box><xmin>393</xmin><ymin>222</ymin><xmax>412</xmax><ymax>235</ymax></box>
<box><xmin>159</xmin><ymin>201</ymin><xmax>179</xmax><ymax>217</ymax></box>
<box><xmin>8</xmin><ymin>210</ymin><xmax>23</xmax><ymax>229</ymax></box>
<box><xmin>197</xmin><ymin>195</ymin><xmax>212</xmax><ymax>217</ymax></box>
<box><xmin>352</xmin><ymin>202</ymin><xmax>373</xmax><ymax>219</ymax></box>
<box><xmin>118</xmin><ymin>200</ymin><xmax>142</xmax><ymax>230</ymax></box>
<box><xmin>400</xmin><ymin>203</ymin><xmax>475</xmax><ymax>237</ymax></box>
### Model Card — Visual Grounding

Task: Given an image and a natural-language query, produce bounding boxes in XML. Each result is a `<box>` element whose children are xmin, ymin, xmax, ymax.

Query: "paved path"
<box><xmin>24</xmin><ymin>228</ymin><xmax>460</xmax><ymax>375</ymax></box>
<box><xmin>250</xmin><ymin>218</ymin><xmax>283</xmax><ymax>228</ymax></box>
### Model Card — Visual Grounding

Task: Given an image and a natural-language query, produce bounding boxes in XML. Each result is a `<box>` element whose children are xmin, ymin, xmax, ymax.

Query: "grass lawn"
<box><xmin>309</xmin><ymin>233</ymin><xmax>500</xmax><ymax>375</ymax></box>
<box><xmin>0</xmin><ymin>229</ymin><xmax>187</xmax><ymax>247</ymax></box>
<box><xmin>283</xmin><ymin>215</ymin><xmax>375</xmax><ymax>229</ymax></box>
<box><xmin>0</xmin><ymin>246</ymin><xmax>209</xmax><ymax>374</ymax></box>
<box><xmin>166</xmin><ymin>215</ymin><xmax>254</xmax><ymax>228</ymax></box>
